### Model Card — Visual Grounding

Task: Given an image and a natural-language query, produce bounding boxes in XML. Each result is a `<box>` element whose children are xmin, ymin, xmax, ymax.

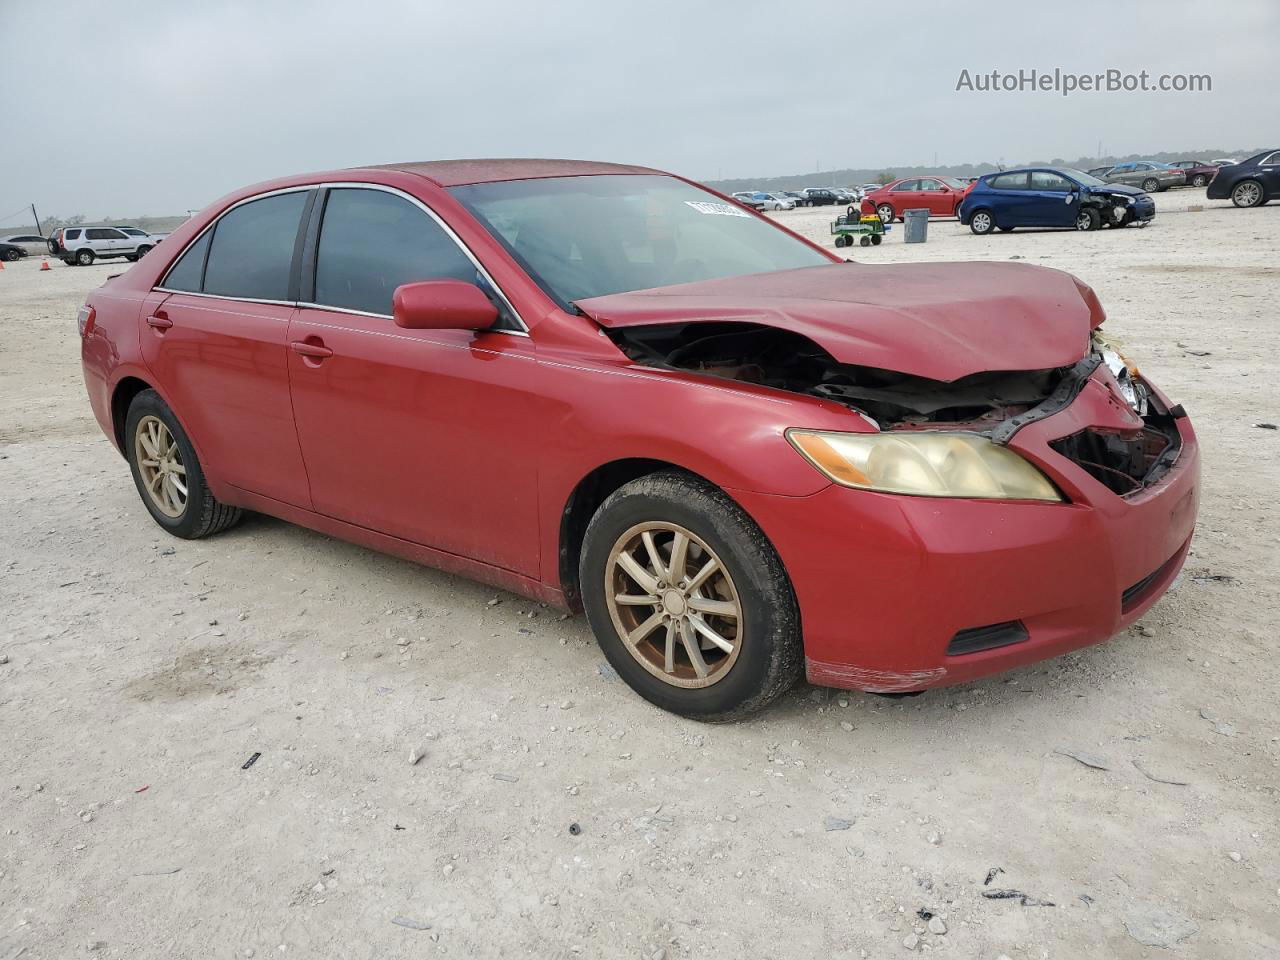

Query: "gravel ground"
<box><xmin>2</xmin><ymin>190</ymin><xmax>1278</xmax><ymax>959</ymax></box>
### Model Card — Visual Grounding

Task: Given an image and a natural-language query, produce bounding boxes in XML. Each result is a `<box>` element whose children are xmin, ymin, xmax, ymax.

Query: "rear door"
<box><xmin>285</xmin><ymin>185</ymin><xmax>542</xmax><ymax>575</ymax></box>
<box><xmin>986</xmin><ymin>172</ymin><xmax>1033</xmax><ymax>225</ymax></box>
<box><xmin>143</xmin><ymin>189</ymin><xmax>314</xmax><ymax>507</ymax></box>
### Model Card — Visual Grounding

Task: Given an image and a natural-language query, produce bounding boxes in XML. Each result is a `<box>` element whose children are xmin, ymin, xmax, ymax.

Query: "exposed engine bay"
<box><xmin>605</xmin><ymin>320</ymin><xmax>1183</xmax><ymax>495</ymax></box>
<box><xmin>1081</xmin><ymin>189</ymin><xmax>1147</xmax><ymax>228</ymax></box>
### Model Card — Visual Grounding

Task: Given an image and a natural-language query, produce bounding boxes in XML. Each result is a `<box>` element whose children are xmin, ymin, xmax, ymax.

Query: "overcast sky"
<box><xmin>1</xmin><ymin>0</ymin><xmax>1275</xmax><ymax>222</ymax></box>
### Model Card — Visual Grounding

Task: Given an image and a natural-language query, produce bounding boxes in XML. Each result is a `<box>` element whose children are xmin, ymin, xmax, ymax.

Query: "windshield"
<box><xmin>450</xmin><ymin>174</ymin><xmax>832</xmax><ymax>305</ymax></box>
<box><xmin>1057</xmin><ymin>167</ymin><xmax>1106</xmax><ymax>186</ymax></box>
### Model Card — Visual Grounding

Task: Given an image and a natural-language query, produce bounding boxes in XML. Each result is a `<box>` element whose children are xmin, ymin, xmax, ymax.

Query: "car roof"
<box><xmin>360</xmin><ymin>157</ymin><xmax>661</xmax><ymax>186</ymax></box>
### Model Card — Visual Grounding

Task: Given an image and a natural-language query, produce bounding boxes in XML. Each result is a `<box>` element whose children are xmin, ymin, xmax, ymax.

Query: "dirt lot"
<box><xmin>2</xmin><ymin>193</ymin><xmax>1278</xmax><ymax>959</ymax></box>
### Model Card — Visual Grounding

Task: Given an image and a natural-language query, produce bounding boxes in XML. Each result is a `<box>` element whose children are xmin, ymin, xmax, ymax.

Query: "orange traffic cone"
<box><xmin>0</xmin><ymin>259</ymin><xmax>5</xmax><ymax>270</ymax></box>
<box><xmin>40</xmin><ymin>259</ymin><xmax>51</xmax><ymax>271</ymax></box>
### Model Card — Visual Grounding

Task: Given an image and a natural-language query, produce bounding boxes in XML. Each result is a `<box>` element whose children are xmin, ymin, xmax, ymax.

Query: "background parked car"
<box><xmin>0</xmin><ymin>241</ymin><xmax>26</xmax><ymax>262</ymax></box>
<box><xmin>860</xmin><ymin>176</ymin><xmax>973</xmax><ymax>222</ymax></box>
<box><xmin>0</xmin><ymin>233</ymin><xmax>49</xmax><ymax>256</ymax></box>
<box><xmin>754</xmin><ymin>192</ymin><xmax>796</xmax><ymax>211</ymax></box>
<box><xmin>1099</xmin><ymin>161</ymin><xmax>1185</xmax><ymax>192</ymax></box>
<box><xmin>1206</xmin><ymin>148</ymin><xmax>1280</xmax><ymax>207</ymax></box>
<box><xmin>959</xmin><ymin>167</ymin><xmax>1154</xmax><ymax>234</ymax></box>
<box><xmin>801</xmin><ymin>187</ymin><xmax>840</xmax><ymax>206</ymax></box>
<box><xmin>1211</xmin><ymin>157</ymin><xmax>1240</xmax><ymax>166</ymax></box>
<box><xmin>1087</xmin><ymin>166</ymin><xmax>1114</xmax><ymax>178</ymax></box>
<box><xmin>779</xmin><ymin>190</ymin><xmax>810</xmax><ymax>207</ymax></box>
<box><xmin>731</xmin><ymin>192</ymin><xmax>765</xmax><ymax>210</ymax></box>
<box><xmin>48</xmin><ymin>226</ymin><xmax>160</xmax><ymax>266</ymax></box>
<box><xmin>1168</xmin><ymin>160</ymin><xmax>1221</xmax><ymax>188</ymax></box>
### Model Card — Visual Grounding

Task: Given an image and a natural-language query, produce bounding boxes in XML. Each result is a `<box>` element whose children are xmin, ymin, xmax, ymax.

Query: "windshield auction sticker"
<box><xmin>684</xmin><ymin>201</ymin><xmax>751</xmax><ymax>217</ymax></box>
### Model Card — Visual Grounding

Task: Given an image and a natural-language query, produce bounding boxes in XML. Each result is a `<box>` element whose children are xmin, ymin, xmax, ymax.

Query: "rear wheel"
<box><xmin>876</xmin><ymin>203</ymin><xmax>895</xmax><ymax>223</ymax></box>
<box><xmin>1142</xmin><ymin>178</ymin><xmax>1160</xmax><ymax>193</ymax></box>
<box><xmin>859</xmin><ymin>236</ymin><xmax>871</xmax><ymax>246</ymax></box>
<box><xmin>76</xmin><ymin>249</ymin><xmax>94</xmax><ymax>266</ymax></box>
<box><xmin>125</xmin><ymin>390</ymin><xmax>242</xmax><ymax>539</ymax></box>
<box><xmin>969</xmin><ymin>209</ymin><xmax>995</xmax><ymax>235</ymax></box>
<box><xmin>1192</xmin><ymin>173</ymin><xmax>1208</xmax><ymax>187</ymax></box>
<box><xmin>579</xmin><ymin>472</ymin><xmax>801</xmax><ymax>721</ymax></box>
<box><xmin>870</xmin><ymin>234</ymin><xmax>882</xmax><ymax>245</ymax></box>
<box><xmin>1232</xmin><ymin>180</ymin><xmax>1264</xmax><ymax>208</ymax></box>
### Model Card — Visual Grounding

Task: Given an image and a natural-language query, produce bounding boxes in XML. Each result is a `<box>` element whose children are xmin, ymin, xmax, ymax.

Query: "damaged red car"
<box><xmin>79</xmin><ymin>160</ymin><xmax>1199</xmax><ymax>720</ymax></box>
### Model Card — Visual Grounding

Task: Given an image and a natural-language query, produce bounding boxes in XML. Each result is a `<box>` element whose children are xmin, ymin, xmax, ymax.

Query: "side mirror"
<box><xmin>392</xmin><ymin>279</ymin><xmax>499</xmax><ymax>331</ymax></box>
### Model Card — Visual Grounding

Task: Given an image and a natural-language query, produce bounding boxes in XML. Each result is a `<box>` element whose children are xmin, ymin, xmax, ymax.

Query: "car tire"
<box><xmin>969</xmin><ymin>209</ymin><xmax>996</xmax><ymax>235</ymax></box>
<box><xmin>125</xmin><ymin>389</ymin><xmax>243</xmax><ymax>539</ymax></box>
<box><xmin>136</xmin><ymin>245</ymin><xmax>152</xmax><ymax>258</ymax></box>
<box><xmin>125</xmin><ymin>255</ymin><xmax>138</xmax><ymax>263</ymax></box>
<box><xmin>1141</xmin><ymin>178</ymin><xmax>1160</xmax><ymax>193</ymax></box>
<box><xmin>76</xmin><ymin>249</ymin><xmax>94</xmax><ymax>266</ymax></box>
<box><xmin>3</xmin><ymin>248</ymin><xmax>20</xmax><ymax>262</ymax></box>
<box><xmin>1231</xmin><ymin>180</ymin><xmax>1265</xmax><ymax>208</ymax></box>
<box><xmin>1076</xmin><ymin>207</ymin><xmax>1102</xmax><ymax>231</ymax></box>
<box><xmin>876</xmin><ymin>203</ymin><xmax>896</xmax><ymax>224</ymax></box>
<box><xmin>579</xmin><ymin>471</ymin><xmax>802</xmax><ymax>722</ymax></box>
<box><xmin>1192</xmin><ymin>174</ymin><xmax>1208</xmax><ymax>187</ymax></box>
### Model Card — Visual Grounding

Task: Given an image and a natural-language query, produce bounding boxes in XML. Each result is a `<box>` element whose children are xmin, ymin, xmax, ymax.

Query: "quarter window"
<box><xmin>161</xmin><ymin>230</ymin><xmax>212</xmax><ymax>293</ymax></box>
<box><xmin>1261</xmin><ymin>152</ymin><xmax>1280</xmax><ymax>165</ymax></box>
<box><xmin>203</xmin><ymin>191</ymin><xmax>308</xmax><ymax>302</ymax></box>
<box><xmin>313</xmin><ymin>188</ymin><xmax>478</xmax><ymax>317</ymax></box>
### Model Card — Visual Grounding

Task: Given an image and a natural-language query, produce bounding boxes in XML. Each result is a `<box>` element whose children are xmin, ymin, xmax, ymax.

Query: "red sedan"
<box><xmin>861</xmin><ymin>176</ymin><xmax>975</xmax><ymax>222</ymax></box>
<box><xmin>79</xmin><ymin>159</ymin><xmax>1199</xmax><ymax>719</ymax></box>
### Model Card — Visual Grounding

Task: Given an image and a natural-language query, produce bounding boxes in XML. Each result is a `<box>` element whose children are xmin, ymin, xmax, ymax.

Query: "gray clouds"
<box><xmin>1</xmin><ymin>0</ymin><xmax>1275</xmax><ymax>218</ymax></box>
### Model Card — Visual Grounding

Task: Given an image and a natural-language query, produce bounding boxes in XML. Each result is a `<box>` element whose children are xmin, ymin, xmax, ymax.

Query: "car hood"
<box><xmin>575</xmin><ymin>262</ymin><xmax>1105</xmax><ymax>382</ymax></box>
<box><xmin>1087</xmin><ymin>182</ymin><xmax>1145</xmax><ymax>197</ymax></box>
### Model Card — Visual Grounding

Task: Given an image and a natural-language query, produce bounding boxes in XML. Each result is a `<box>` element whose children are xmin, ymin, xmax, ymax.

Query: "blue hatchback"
<box><xmin>958</xmin><ymin>167</ymin><xmax>1156</xmax><ymax>234</ymax></box>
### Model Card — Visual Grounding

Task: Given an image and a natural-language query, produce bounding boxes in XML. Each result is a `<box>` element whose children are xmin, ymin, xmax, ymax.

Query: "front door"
<box><xmin>142</xmin><ymin>189</ymin><xmax>314</xmax><ymax>507</ymax></box>
<box><xmin>285</xmin><ymin>186</ymin><xmax>543</xmax><ymax>576</ymax></box>
<box><xmin>1025</xmin><ymin>171</ymin><xmax>1078</xmax><ymax>227</ymax></box>
<box><xmin>915</xmin><ymin>178</ymin><xmax>952</xmax><ymax>216</ymax></box>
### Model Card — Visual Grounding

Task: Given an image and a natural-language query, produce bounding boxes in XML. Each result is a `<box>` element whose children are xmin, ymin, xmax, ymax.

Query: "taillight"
<box><xmin>77</xmin><ymin>305</ymin><xmax>96</xmax><ymax>338</ymax></box>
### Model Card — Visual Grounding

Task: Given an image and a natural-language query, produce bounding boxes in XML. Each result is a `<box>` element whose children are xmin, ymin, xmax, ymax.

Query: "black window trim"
<box><xmin>295</xmin><ymin>182</ymin><xmax>527</xmax><ymax>335</ymax></box>
<box><xmin>154</xmin><ymin>182</ymin><xmax>527</xmax><ymax>335</ymax></box>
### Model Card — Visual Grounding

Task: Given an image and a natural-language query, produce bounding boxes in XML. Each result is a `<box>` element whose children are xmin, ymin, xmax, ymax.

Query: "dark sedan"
<box><xmin>1169</xmin><ymin>159</ymin><xmax>1221</xmax><ymax>188</ymax></box>
<box><xmin>0</xmin><ymin>242</ymin><xmax>26</xmax><ymax>262</ymax></box>
<box><xmin>1206</xmin><ymin>149</ymin><xmax>1280</xmax><ymax>207</ymax></box>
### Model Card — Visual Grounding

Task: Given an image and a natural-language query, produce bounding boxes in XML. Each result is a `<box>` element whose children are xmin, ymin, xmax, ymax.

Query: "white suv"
<box><xmin>49</xmin><ymin>226</ymin><xmax>160</xmax><ymax>266</ymax></box>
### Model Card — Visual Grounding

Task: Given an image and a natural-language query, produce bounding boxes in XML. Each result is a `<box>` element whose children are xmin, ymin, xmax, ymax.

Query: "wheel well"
<box><xmin>111</xmin><ymin>376</ymin><xmax>152</xmax><ymax>452</ymax></box>
<box><xmin>558</xmin><ymin>458</ymin><xmax>703</xmax><ymax>612</ymax></box>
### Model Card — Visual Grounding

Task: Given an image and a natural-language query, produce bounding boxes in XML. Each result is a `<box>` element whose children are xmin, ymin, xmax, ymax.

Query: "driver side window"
<box><xmin>312</xmin><ymin>188</ymin><xmax>483</xmax><ymax>319</ymax></box>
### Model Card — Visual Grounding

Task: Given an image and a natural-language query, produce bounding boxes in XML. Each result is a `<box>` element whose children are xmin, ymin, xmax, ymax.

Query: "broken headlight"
<box><xmin>1093</xmin><ymin>332</ymin><xmax>1148</xmax><ymax>415</ymax></box>
<box><xmin>787</xmin><ymin>429</ymin><xmax>1062</xmax><ymax>501</ymax></box>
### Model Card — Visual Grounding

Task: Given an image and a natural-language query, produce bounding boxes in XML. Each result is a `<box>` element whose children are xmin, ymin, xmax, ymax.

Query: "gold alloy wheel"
<box><xmin>135</xmin><ymin>415</ymin><xmax>187</xmax><ymax>518</ymax></box>
<box><xmin>604</xmin><ymin>522</ymin><xmax>743</xmax><ymax>689</ymax></box>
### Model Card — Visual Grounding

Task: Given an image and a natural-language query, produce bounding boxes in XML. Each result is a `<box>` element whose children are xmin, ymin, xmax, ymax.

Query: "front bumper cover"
<box><xmin>730</xmin><ymin>375</ymin><xmax>1199</xmax><ymax>692</ymax></box>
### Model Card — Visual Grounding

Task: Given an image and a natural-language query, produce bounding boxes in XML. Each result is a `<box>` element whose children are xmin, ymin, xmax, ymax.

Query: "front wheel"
<box><xmin>1232</xmin><ymin>180</ymin><xmax>1264</xmax><ymax>208</ymax></box>
<box><xmin>969</xmin><ymin>209</ymin><xmax>995</xmax><ymax>235</ymax></box>
<box><xmin>3</xmin><ymin>248</ymin><xmax>20</xmax><ymax>262</ymax></box>
<box><xmin>125</xmin><ymin>390</ymin><xmax>243</xmax><ymax>539</ymax></box>
<box><xmin>870</xmin><ymin>234</ymin><xmax>882</xmax><ymax>245</ymax></box>
<box><xmin>579</xmin><ymin>472</ymin><xmax>801</xmax><ymax>721</ymax></box>
<box><xmin>1076</xmin><ymin>207</ymin><xmax>1101</xmax><ymax>231</ymax></box>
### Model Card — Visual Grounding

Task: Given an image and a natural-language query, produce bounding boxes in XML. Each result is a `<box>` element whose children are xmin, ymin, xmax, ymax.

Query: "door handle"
<box><xmin>146</xmin><ymin>312</ymin><xmax>172</xmax><ymax>330</ymax></box>
<box><xmin>290</xmin><ymin>340</ymin><xmax>333</xmax><ymax>359</ymax></box>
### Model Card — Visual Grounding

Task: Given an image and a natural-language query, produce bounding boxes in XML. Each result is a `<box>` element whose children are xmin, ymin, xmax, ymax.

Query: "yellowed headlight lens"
<box><xmin>787</xmin><ymin>430</ymin><xmax>1062</xmax><ymax>501</ymax></box>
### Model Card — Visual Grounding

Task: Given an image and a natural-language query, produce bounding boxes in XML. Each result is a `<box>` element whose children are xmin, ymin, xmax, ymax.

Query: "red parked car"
<box><xmin>860</xmin><ymin>176</ymin><xmax>975</xmax><ymax>222</ymax></box>
<box><xmin>79</xmin><ymin>159</ymin><xmax>1199</xmax><ymax>720</ymax></box>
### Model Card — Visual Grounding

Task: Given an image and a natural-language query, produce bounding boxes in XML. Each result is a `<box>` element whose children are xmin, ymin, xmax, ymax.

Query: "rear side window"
<box><xmin>65</xmin><ymin>229</ymin><xmax>82</xmax><ymax>241</ymax></box>
<box><xmin>161</xmin><ymin>230</ymin><xmax>212</xmax><ymax>292</ymax></box>
<box><xmin>990</xmin><ymin>173</ymin><xmax>1029</xmax><ymax>191</ymax></box>
<box><xmin>313</xmin><ymin>188</ymin><xmax>477</xmax><ymax>316</ymax></box>
<box><xmin>203</xmin><ymin>191</ymin><xmax>308</xmax><ymax>301</ymax></box>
